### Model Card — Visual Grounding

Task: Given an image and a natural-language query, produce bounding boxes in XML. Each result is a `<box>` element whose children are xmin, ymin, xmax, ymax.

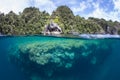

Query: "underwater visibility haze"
<box><xmin>0</xmin><ymin>35</ymin><xmax>120</xmax><ymax>80</ymax></box>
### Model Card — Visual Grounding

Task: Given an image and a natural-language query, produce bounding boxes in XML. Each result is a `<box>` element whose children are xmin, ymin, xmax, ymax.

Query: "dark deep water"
<box><xmin>0</xmin><ymin>35</ymin><xmax>120</xmax><ymax>80</ymax></box>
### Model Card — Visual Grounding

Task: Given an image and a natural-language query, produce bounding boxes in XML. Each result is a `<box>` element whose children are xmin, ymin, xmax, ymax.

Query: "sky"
<box><xmin>0</xmin><ymin>0</ymin><xmax>120</xmax><ymax>21</ymax></box>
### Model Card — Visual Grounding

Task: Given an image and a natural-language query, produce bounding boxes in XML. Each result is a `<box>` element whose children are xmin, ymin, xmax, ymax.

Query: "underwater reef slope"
<box><xmin>8</xmin><ymin>36</ymin><xmax>115</xmax><ymax>80</ymax></box>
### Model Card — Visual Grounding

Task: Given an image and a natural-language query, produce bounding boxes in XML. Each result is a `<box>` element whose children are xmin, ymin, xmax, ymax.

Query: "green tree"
<box><xmin>51</xmin><ymin>5</ymin><xmax>75</xmax><ymax>33</ymax></box>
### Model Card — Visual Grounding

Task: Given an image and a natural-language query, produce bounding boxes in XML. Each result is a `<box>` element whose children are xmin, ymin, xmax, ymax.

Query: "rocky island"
<box><xmin>0</xmin><ymin>6</ymin><xmax>120</xmax><ymax>35</ymax></box>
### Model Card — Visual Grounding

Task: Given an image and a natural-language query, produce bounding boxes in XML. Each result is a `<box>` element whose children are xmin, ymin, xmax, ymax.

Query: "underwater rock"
<box><xmin>18</xmin><ymin>42</ymin><xmax>75</xmax><ymax>68</ymax></box>
<box><xmin>8</xmin><ymin>39</ymin><xmax>113</xmax><ymax>79</ymax></box>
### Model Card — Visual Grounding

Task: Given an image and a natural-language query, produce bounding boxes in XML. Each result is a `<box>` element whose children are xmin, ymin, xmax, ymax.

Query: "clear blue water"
<box><xmin>0</xmin><ymin>35</ymin><xmax>120</xmax><ymax>80</ymax></box>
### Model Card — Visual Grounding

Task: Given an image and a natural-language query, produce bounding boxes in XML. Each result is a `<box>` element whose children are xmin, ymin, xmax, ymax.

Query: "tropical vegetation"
<box><xmin>0</xmin><ymin>5</ymin><xmax>120</xmax><ymax>35</ymax></box>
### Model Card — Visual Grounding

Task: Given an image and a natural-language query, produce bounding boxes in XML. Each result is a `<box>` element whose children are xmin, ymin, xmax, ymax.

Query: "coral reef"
<box><xmin>8</xmin><ymin>38</ymin><xmax>112</xmax><ymax>80</ymax></box>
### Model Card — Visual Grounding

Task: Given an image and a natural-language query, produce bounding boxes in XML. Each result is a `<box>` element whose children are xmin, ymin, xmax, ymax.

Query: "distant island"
<box><xmin>0</xmin><ymin>5</ymin><xmax>120</xmax><ymax>35</ymax></box>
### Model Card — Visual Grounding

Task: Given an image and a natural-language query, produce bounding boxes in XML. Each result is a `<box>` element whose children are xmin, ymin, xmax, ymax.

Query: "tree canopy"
<box><xmin>0</xmin><ymin>6</ymin><xmax>120</xmax><ymax>35</ymax></box>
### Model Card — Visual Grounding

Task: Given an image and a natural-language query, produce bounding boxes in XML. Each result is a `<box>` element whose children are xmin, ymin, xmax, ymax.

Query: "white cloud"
<box><xmin>112</xmin><ymin>0</ymin><xmax>120</xmax><ymax>20</ymax></box>
<box><xmin>30</xmin><ymin>0</ymin><xmax>56</xmax><ymax>14</ymax></box>
<box><xmin>113</xmin><ymin>0</ymin><xmax>120</xmax><ymax>11</ymax></box>
<box><xmin>86</xmin><ymin>1</ymin><xmax>120</xmax><ymax>21</ymax></box>
<box><xmin>0</xmin><ymin>0</ymin><xmax>56</xmax><ymax>14</ymax></box>
<box><xmin>72</xmin><ymin>1</ymin><xmax>89</xmax><ymax>13</ymax></box>
<box><xmin>0</xmin><ymin>0</ymin><xmax>29</xmax><ymax>14</ymax></box>
<box><xmin>87</xmin><ymin>8</ymin><xmax>115</xmax><ymax>20</ymax></box>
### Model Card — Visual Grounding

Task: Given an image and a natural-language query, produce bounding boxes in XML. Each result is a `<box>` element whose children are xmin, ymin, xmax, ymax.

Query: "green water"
<box><xmin>0</xmin><ymin>35</ymin><xmax>120</xmax><ymax>80</ymax></box>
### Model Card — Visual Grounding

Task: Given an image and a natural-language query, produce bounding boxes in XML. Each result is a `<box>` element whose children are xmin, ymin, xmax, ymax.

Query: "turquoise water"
<box><xmin>0</xmin><ymin>35</ymin><xmax>120</xmax><ymax>80</ymax></box>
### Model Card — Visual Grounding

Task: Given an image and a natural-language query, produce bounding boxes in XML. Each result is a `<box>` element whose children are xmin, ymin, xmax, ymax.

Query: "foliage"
<box><xmin>51</xmin><ymin>5</ymin><xmax>75</xmax><ymax>33</ymax></box>
<box><xmin>0</xmin><ymin>6</ymin><xmax>120</xmax><ymax>35</ymax></box>
<box><xmin>75</xmin><ymin>16</ymin><xmax>104</xmax><ymax>34</ymax></box>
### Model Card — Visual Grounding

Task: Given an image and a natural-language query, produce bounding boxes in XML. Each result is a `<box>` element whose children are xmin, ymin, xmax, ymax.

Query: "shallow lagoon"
<box><xmin>0</xmin><ymin>35</ymin><xmax>120</xmax><ymax>80</ymax></box>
